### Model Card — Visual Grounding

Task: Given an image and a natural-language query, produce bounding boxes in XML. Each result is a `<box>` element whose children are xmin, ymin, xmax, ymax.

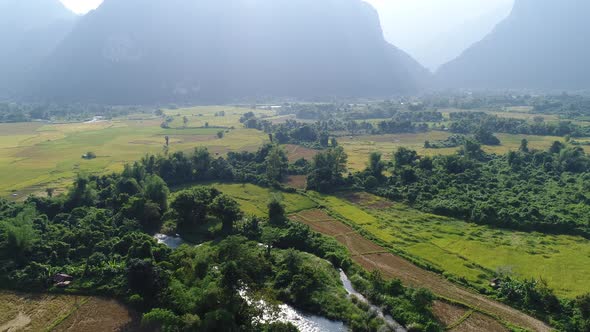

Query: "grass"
<box><xmin>339</xmin><ymin>132</ymin><xmax>456</xmax><ymax>170</ymax></box>
<box><xmin>0</xmin><ymin>292</ymin><xmax>137</xmax><ymax>332</ymax></box>
<box><xmin>0</xmin><ymin>106</ymin><xmax>272</xmax><ymax>197</ymax></box>
<box><xmin>211</xmin><ymin>183</ymin><xmax>317</xmax><ymax>217</ymax></box>
<box><xmin>210</xmin><ymin>183</ymin><xmax>590</xmax><ymax>298</ymax></box>
<box><xmin>318</xmin><ymin>192</ymin><xmax>590</xmax><ymax>298</ymax></box>
<box><xmin>340</xmin><ymin>132</ymin><xmax>572</xmax><ymax>171</ymax></box>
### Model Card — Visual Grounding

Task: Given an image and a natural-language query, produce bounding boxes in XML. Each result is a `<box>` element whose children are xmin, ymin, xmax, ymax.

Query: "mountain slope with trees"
<box><xmin>31</xmin><ymin>0</ymin><xmax>429</xmax><ymax>104</ymax></box>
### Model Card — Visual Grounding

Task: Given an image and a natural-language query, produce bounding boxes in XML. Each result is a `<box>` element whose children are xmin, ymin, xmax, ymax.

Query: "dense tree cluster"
<box><xmin>0</xmin><ymin>147</ymin><xmax>442</xmax><ymax>331</ymax></box>
<box><xmin>495</xmin><ymin>277</ymin><xmax>590</xmax><ymax>331</ymax></box>
<box><xmin>352</xmin><ymin>142</ymin><xmax>590</xmax><ymax>237</ymax></box>
<box><xmin>136</xmin><ymin>144</ymin><xmax>292</xmax><ymax>188</ymax></box>
<box><xmin>449</xmin><ymin>112</ymin><xmax>589</xmax><ymax>137</ymax></box>
<box><xmin>0</xmin><ymin>103</ymin><xmax>150</xmax><ymax>123</ymax></box>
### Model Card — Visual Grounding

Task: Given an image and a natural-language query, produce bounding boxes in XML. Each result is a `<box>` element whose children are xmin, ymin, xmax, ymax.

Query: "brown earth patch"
<box><xmin>0</xmin><ymin>292</ymin><xmax>138</xmax><ymax>332</ymax></box>
<box><xmin>354</xmin><ymin>253</ymin><xmax>549</xmax><ymax>332</ymax></box>
<box><xmin>283</xmin><ymin>144</ymin><xmax>320</xmax><ymax>162</ymax></box>
<box><xmin>289</xmin><ymin>212</ymin><xmax>354</xmax><ymax>237</ymax></box>
<box><xmin>285</xmin><ymin>175</ymin><xmax>307</xmax><ymax>190</ymax></box>
<box><xmin>54</xmin><ymin>297</ymin><xmax>141</xmax><ymax>332</ymax></box>
<box><xmin>341</xmin><ymin>192</ymin><xmax>393</xmax><ymax>209</ymax></box>
<box><xmin>432</xmin><ymin>300</ymin><xmax>469</xmax><ymax>328</ymax></box>
<box><xmin>297</xmin><ymin>209</ymin><xmax>337</xmax><ymax>222</ymax></box>
<box><xmin>450</xmin><ymin>312</ymin><xmax>509</xmax><ymax>332</ymax></box>
<box><xmin>335</xmin><ymin>233</ymin><xmax>384</xmax><ymax>255</ymax></box>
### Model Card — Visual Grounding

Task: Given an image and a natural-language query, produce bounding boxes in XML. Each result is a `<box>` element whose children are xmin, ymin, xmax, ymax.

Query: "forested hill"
<box><xmin>30</xmin><ymin>0</ymin><xmax>429</xmax><ymax>104</ymax></box>
<box><xmin>436</xmin><ymin>0</ymin><xmax>590</xmax><ymax>90</ymax></box>
<box><xmin>0</xmin><ymin>0</ymin><xmax>76</xmax><ymax>97</ymax></box>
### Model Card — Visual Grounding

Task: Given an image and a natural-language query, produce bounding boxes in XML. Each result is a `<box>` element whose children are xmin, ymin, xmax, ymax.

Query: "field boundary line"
<box><xmin>43</xmin><ymin>297</ymin><xmax>90</xmax><ymax>332</ymax></box>
<box><xmin>299</xmin><ymin>191</ymin><xmax>547</xmax><ymax>332</ymax></box>
<box><xmin>437</xmin><ymin>296</ymin><xmax>531</xmax><ymax>332</ymax></box>
<box><xmin>445</xmin><ymin>309</ymin><xmax>474</xmax><ymax>330</ymax></box>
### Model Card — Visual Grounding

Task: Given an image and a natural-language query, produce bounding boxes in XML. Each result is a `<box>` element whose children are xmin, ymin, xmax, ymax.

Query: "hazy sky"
<box><xmin>364</xmin><ymin>0</ymin><xmax>514</xmax><ymax>53</ymax></box>
<box><xmin>59</xmin><ymin>0</ymin><xmax>102</xmax><ymax>14</ymax></box>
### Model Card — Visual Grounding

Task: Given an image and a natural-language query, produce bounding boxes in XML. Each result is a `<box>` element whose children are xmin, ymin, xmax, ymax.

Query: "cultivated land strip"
<box><xmin>289</xmin><ymin>209</ymin><xmax>552</xmax><ymax>332</ymax></box>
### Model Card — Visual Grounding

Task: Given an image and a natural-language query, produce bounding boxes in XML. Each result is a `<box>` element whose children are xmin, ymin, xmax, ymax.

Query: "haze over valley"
<box><xmin>1</xmin><ymin>1</ymin><xmax>590</xmax><ymax>332</ymax></box>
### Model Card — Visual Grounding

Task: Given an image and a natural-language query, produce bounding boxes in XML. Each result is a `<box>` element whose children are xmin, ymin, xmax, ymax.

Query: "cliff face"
<box><xmin>0</xmin><ymin>0</ymin><xmax>76</xmax><ymax>97</ymax></box>
<box><xmin>31</xmin><ymin>0</ymin><xmax>428</xmax><ymax>103</ymax></box>
<box><xmin>436</xmin><ymin>0</ymin><xmax>590</xmax><ymax>90</ymax></box>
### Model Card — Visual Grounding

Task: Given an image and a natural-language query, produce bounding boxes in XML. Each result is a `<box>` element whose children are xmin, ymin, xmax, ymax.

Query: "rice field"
<box><xmin>340</xmin><ymin>132</ymin><xmax>568</xmax><ymax>171</ymax></box>
<box><xmin>316</xmin><ymin>191</ymin><xmax>590</xmax><ymax>298</ymax></box>
<box><xmin>210</xmin><ymin>183</ymin><xmax>551</xmax><ymax>331</ymax></box>
<box><xmin>0</xmin><ymin>106</ymin><xmax>272</xmax><ymax>198</ymax></box>
<box><xmin>209</xmin><ymin>183</ymin><xmax>590</xmax><ymax>298</ymax></box>
<box><xmin>0</xmin><ymin>291</ymin><xmax>137</xmax><ymax>332</ymax></box>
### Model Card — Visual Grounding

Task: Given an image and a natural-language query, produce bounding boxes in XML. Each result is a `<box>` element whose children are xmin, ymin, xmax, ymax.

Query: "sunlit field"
<box><xmin>0</xmin><ymin>106</ymin><xmax>271</xmax><ymax>197</ymax></box>
<box><xmin>339</xmin><ymin>132</ymin><xmax>567</xmax><ymax>171</ymax></box>
<box><xmin>213</xmin><ymin>183</ymin><xmax>590</xmax><ymax>298</ymax></box>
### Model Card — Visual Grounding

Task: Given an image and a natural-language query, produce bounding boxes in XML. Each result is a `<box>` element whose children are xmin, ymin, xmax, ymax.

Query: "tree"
<box><xmin>307</xmin><ymin>147</ymin><xmax>348</xmax><ymax>193</ymax></box>
<box><xmin>192</xmin><ymin>147</ymin><xmax>212</xmax><ymax>179</ymax></box>
<box><xmin>183</xmin><ymin>116</ymin><xmax>189</xmax><ymax>128</ymax></box>
<box><xmin>330</xmin><ymin>137</ymin><xmax>338</xmax><ymax>147</ymax></box>
<box><xmin>368</xmin><ymin>152</ymin><xmax>384</xmax><ymax>178</ymax></box>
<box><xmin>66</xmin><ymin>175</ymin><xmax>97</xmax><ymax>208</ymax></box>
<box><xmin>319</xmin><ymin>132</ymin><xmax>329</xmax><ymax>147</ymax></box>
<box><xmin>217</xmin><ymin>130</ymin><xmax>224</xmax><ymax>139</ymax></box>
<box><xmin>122</xmin><ymin>197</ymin><xmax>162</xmax><ymax>232</ymax></box>
<box><xmin>474</xmin><ymin>127</ymin><xmax>500</xmax><ymax>146</ymax></box>
<box><xmin>0</xmin><ymin>207</ymin><xmax>39</xmax><ymax>263</ymax></box>
<box><xmin>549</xmin><ymin>141</ymin><xmax>565</xmax><ymax>154</ymax></box>
<box><xmin>394</xmin><ymin>147</ymin><xmax>418</xmax><ymax>169</ymax></box>
<box><xmin>265</xmin><ymin>145</ymin><xmax>288</xmax><ymax>182</ymax></box>
<box><xmin>268</xmin><ymin>197</ymin><xmax>287</xmax><ymax>226</ymax></box>
<box><xmin>519</xmin><ymin>139</ymin><xmax>529</xmax><ymax>153</ymax></box>
<box><xmin>142</xmin><ymin>309</ymin><xmax>184</xmax><ymax>331</ymax></box>
<box><xmin>210</xmin><ymin>194</ymin><xmax>243</xmax><ymax>233</ymax></box>
<box><xmin>461</xmin><ymin>139</ymin><xmax>484</xmax><ymax>160</ymax></box>
<box><xmin>171</xmin><ymin>187</ymin><xmax>219</xmax><ymax>229</ymax></box>
<box><xmin>143</xmin><ymin>175</ymin><xmax>170</xmax><ymax>211</ymax></box>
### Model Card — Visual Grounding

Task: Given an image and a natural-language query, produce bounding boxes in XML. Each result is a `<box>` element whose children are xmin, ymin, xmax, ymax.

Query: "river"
<box><xmin>154</xmin><ymin>234</ymin><xmax>404</xmax><ymax>331</ymax></box>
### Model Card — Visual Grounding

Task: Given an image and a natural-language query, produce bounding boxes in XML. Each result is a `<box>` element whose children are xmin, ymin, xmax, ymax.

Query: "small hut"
<box><xmin>490</xmin><ymin>278</ymin><xmax>502</xmax><ymax>289</ymax></box>
<box><xmin>52</xmin><ymin>273</ymin><xmax>74</xmax><ymax>287</ymax></box>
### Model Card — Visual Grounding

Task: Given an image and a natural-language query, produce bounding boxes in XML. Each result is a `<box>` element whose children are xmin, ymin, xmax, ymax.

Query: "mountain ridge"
<box><xmin>30</xmin><ymin>0</ymin><xmax>429</xmax><ymax>104</ymax></box>
<box><xmin>0</xmin><ymin>0</ymin><xmax>76</xmax><ymax>98</ymax></box>
<box><xmin>436</xmin><ymin>0</ymin><xmax>590</xmax><ymax>90</ymax></box>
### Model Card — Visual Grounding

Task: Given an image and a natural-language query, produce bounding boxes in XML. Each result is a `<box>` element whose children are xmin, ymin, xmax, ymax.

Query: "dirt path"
<box><xmin>290</xmin><ymin>210</ymin><xmax>552</xmax><ymax>332</ymax></box>
<box><xmin>0</xmin><ymin>312</ymin><xmax>31</xmax><ymax>332</ymax></box>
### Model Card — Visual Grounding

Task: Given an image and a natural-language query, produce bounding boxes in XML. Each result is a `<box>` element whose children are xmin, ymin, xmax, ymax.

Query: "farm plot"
<box><xmin>330</xmin><ymin>191</ymin><xmax>590</xmax><ymax>298</ymax></box>
<box><xmin>282</xmin><ymin>144</ymin><xmax>320</xmax><ymax>162</ymax></box>
<box><xmin>214</xmin><ymin>183</ymin><xmax>549</xmax><ymax>330</ymax></box>
<box><xmin>340</xmin><ymin>132</ymin><xmax>568</xmax><ymax>171</ymax></box>
<box><xmin>0</xmin><ymin>291</ymin><xmax>137</xmax><ymax>332</ymax></box>
<box><xmin>0</xmin><ymin>106</ymin><xmax>272</xmax><ymax>197</ymax></box>
<box><xmin>213</xmin><ymin>183</ymin><xmax>316</xmax><ymax>217</ymax></box>
<box><xmin>286</xmin><ymin>208</ymin><xmax>548</xmax><ymax>332</ymax></box>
